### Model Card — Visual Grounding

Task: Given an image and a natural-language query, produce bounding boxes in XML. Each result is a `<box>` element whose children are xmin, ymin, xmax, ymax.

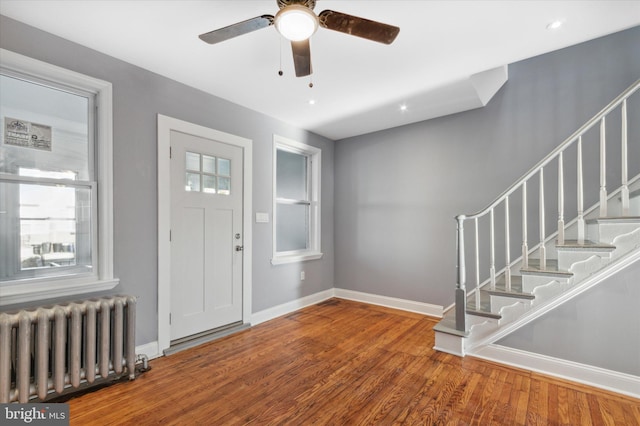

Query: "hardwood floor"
<box><xmin>68</xmin><ymin>299</ymin><xmax>639</xmax><ymax>425</ymax></box>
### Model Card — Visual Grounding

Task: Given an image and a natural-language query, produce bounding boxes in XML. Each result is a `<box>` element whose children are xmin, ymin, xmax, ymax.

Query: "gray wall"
<box><xmin>334</xmin><ymin>26</ymin><xmax>640</xmax><ymax>307</ymax></box>
<box><xmin>497</xmin><ymin>260</ymin><xmax>640</xmax><ymax>376</ymax></box>
<box><xmin>0</xmin><ymin>15</ymin><xmax>335</xmax><ymax>346</ymax></box>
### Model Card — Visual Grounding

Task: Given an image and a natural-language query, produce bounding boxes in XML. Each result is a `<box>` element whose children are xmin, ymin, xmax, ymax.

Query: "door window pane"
<box><xmin>202</xmin><ymin>175</ymin><xmax>216</xmax><ymax>194</ymax></box>
<box><xmin>218</xmin><ymin>177</ymin><xmax>230</xmax><ymax>195</ymax></box>
<box><xmin>218</xmin><ymin>158</ymin><xmax>230</xmax><ymax>176</ymax></box>
<box><xmin>185</xmin><ymin>172</ymin><xmax>200</xmax><ymax>191</ymax></box>
<box><xmin>185</xmin><ymin>151</ymin><xmax>200</xmax><ymax>171</ymax></box>
<box><xmin>202</xmin><ymin>155</ymin><xmax>216</xmax><ymax>174</ymax></box>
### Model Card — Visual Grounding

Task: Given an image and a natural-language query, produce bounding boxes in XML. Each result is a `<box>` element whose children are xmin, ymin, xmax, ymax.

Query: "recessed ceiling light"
<box><xmin>546</xmin><ymin>20</ymin><xmax>563</xmax><ymax>30</ymax></box>
<box><xmin>308</xmin><ymin>99</ymin><xmax>316</xmax><ymax>105</ymax></box>
<box><xmin>400</xmin><ymin>104</ymin><xmax>407</xmax><ymax>112</ymax></box>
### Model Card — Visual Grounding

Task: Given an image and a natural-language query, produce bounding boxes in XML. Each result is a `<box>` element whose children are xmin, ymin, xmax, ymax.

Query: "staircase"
<box><xmin>434</xmin><ymin>79</ymin><xmax>640</xmax><ymax>365</ymax></box>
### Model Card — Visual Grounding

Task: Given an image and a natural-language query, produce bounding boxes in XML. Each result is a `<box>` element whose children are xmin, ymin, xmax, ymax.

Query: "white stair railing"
<box><xmin>454</xmin><ymin>79</ymin><xmax>640</xmax><ymax>332</ymax></box>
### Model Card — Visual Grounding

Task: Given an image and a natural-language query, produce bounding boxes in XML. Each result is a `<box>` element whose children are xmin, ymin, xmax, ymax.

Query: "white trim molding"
<box><xmin>136</xmin><ymin>341</ymin><xmax>161</xmax><ymax>361</ymax></box>
<box><xmin>251</xmin><ymin>289</ymin><xmax>335</xmax><ymax>325</ymax></box>
<box><xmin>334</xmin><ymin>288</ymin><xmax>444</xmax><ymax>318</ymax></box>
<box><xmin>472</xmin><ymin>344</ymin><xmax>640</xmax><ymax>399</ymax></box>
<box><xmin>251</xmin><ymin>288</ymin><xmax>444</xmax><ymax>326</ymax></box>
<box><xmin>157</xmin><ymin>114</ymin><xmax>253</xmax><ymax>354</ymax></box>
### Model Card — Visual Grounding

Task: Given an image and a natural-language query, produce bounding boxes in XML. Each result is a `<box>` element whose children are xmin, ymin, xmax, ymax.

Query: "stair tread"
<box><xmin>465</xmin><ymin>308</ymin><xmax>501</xmax><ymax>319</ymax></box>
<box><xmin>586</xmin><ymin>216</ymin><xmax>640</xmax><ymax>224</ymax></box>
<box><xmin>521</xmin><ymin>267</ymin><xmax>573</xmax><ymax>276</ymax></box>
<box><xmin>556</xmin><ymin>240</ymin><xmax>616</xmax><ymax>250</ymax></box>
<box><xmin>487</xmin><ymin>289</ymin><xmax>535</xmax><ymax>299</ymax></box>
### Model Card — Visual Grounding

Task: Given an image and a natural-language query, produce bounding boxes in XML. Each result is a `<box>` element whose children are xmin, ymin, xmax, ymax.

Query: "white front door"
<box><xmin>169</xmin><ymin>130</ymin><xmax>243</xmax><ymax>341</ymax></box>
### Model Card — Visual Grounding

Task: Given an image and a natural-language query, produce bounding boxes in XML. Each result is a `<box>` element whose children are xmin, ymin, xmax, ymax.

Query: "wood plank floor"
<box><xmin>68</xmin><ymin>299</ymin><xmax>640</xmax><ymax>425</ymax></box>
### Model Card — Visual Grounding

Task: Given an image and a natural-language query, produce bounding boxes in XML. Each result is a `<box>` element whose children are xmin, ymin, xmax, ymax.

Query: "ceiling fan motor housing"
<box><xmin>277</xmin><ymin>0</ymin><xmax>316</xmax><ymax>10</ymax></box>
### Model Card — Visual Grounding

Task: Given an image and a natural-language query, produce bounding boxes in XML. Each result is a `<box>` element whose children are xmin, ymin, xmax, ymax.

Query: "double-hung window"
<box><xmin>0</xmin><ymin>49</ymin><xmax>116</xmax><ymax>304</ymax></box>
<box><xmin>272</xmin><ymin>135</ymin><xmax>322</xmax><ymax>264</ymax></box>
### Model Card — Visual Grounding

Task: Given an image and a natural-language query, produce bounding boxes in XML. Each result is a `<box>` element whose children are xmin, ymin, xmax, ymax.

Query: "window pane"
<box><xmin>276</xmin><ymin>203</ymin><xmax>309</xmax><ymax>252</ymax></box>
<box><xmin>218</xmin><ymin>177</ymin><xmax>230</xmax><ymax>195</ymax></box>
<box><xmin>0</xmin><ymin>181</ymin><xmax>93</xmax><ymax>281</ymax></box>
<box><xmin>218</xmin><ymin>158</ymin><xmax>230</xmax><ymax>176</ymax></box>
<box><xmin>0</xmin><ymin>74</ymin><xmax>91</xmax><ymax>180</ymax></box>
<box><xmin>185</xmin><ymin>151</ymin><xmax>200</xmax><ymax>171</ymax></box>
<box><xmin>276</xmin><ymin>150</ymin><xmax>307</xmax><ymax>200</ymax></box>
<box><xmin>202</xmin><ymin>175</ymin><xmax>216</xmax><ymax>194</ymax></box>
<box><xmin>202</xmin><ymin>155</ymin><xmax>215</xmax><ymax>174</ymax></box>
<box><xmin>185</xmin><ymin>172</ymin><xmax>200</xmax><ymax>191</ymax></box>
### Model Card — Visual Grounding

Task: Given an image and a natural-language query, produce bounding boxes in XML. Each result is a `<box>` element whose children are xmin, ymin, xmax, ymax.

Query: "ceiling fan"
<box><xmin>199</xmin><ymin>0</ymin><xmax>400</xmax><ymax>78</ymax></box>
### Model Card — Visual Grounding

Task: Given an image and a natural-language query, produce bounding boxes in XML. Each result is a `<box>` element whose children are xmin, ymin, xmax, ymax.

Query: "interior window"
<box><xmin>272</xmin><ymin>135</ymin><xmax>322</xmax><ymax>264</ymax></box>
<box><xmin>0</xmin><ymin>49</ymin><xmax>117</xmax><ymax>305</ymax></box>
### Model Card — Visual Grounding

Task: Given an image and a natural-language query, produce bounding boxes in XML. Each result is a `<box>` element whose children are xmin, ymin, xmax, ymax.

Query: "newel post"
<box><xmin>455</xmin><ymin>215</ymin><xmax>467</xmax><ymax>332</ymax></box>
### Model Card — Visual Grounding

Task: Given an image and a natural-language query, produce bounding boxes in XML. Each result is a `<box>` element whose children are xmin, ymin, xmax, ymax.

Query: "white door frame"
<box><xmin>157</xmin><ymin>114</ymin><xmax>252</xmax><ymax>354</ymax></box>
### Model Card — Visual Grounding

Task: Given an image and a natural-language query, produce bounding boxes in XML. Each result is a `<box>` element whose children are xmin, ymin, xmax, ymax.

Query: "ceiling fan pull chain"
<box><xmin>309</xmin><ymin>74</ymin><xmax>313</xmax><ymax>88</ymax></box>
<box><xmin>278</xmin><ymin>37</ymin><xmax>284</xmax><ymax>76</ymax></box>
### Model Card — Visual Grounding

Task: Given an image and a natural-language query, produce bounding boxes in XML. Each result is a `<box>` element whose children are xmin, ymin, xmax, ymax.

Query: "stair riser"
<box><xmin>557</xmin><ymin>250</ymin><xmax>611</xmax><ymax>271</ymax></box>
<box><xmin>521</xmin><ymin>274</ymin><xmax>569</xmax><ymax>293</ymax></box>
<box><xmin>587</xmin><ymin>222</ymin><xmax>640</xmax><ymax>244</ymax></box>
<box><xmin>489</xmin><ymin>295</ymin><xmax>533</xmax><ymax>314</ymax></box>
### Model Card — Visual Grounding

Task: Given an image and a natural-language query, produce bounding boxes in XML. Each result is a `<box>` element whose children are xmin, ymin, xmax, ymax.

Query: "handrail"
<box><xmin>459</xmin><ymin>78</ymin><xmax>640</xmax><ymax>221</ymax></box>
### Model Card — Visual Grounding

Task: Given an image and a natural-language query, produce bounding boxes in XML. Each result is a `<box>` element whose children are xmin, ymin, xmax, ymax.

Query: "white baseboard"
<box><xmin>333</xmin><ymin>288</ymin><xmax>443</xmax><ymax>318</ymax></box>
<box><xmin>251</xmin><ymin>288</ymin><xmax>335</xmax><ymax>325</ymax></box>
<box><xmin>136</xmin><ymin>341</ymin><xmax>161</xmax><ymax>360</ymax></box>
<box><xmin>251</xmin><ymin>288</ymin><xmax>443</xmax><ymax>326</ymax></box>
<box><xmin>471</xmin><ymin>344</ymin><xmax>640</xmax><ymax>399</ymax></box>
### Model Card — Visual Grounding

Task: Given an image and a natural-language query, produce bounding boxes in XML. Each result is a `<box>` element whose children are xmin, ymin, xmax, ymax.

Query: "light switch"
<box><xmin>256</xmin><ymin>212</ymin><xmax>269</xmax><ymax>223</ymax></box>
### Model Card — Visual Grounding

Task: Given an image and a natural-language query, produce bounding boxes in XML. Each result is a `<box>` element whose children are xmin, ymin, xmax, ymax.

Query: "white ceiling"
<box><xmin>1</xmin><ymin>1</ymin><xmax>639</xmax><ymax>140</ymax></box>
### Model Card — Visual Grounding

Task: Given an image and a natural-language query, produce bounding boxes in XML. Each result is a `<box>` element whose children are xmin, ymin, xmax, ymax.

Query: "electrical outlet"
<box><xmin>300</xmin><ymin>271</ymin><xmax>305</xmax><ymax>281</ymax></box>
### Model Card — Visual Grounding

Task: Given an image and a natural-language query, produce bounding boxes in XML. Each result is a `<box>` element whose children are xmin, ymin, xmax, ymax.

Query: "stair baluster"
<box><xmin>505</xmin><ymin>196</ymin><xmax>511</xmax><ymax>290</ymax></box>
<box><xmin>577</xmin><ymin>137</ymin><xmax>585</xmax><ymax>244</ymax></box>
<box><xmin>558</xmin><ymin>152</ymin><xmax>565</xmax><ymax>245</ymax></box>
<box><xmin>474</xmin><ymin>218</ymin><xmax>481</xmax><ymax>309</ymax></box>
<box><xmin>522</xmin><ymin>181</ymin><xmax>529</xmax><ymax>268</ymax></box>
<box><xmin>490</xmin><ymin>209</ymin><xmax>496</xmax><ymax>289</ymax></box>
<box><xmin>600</xmin><ymin>117</ymin><xmax>607</xmax><ymax>217</ymax></box>
<box><xmin>539</xmin><ymin>168</ymin><xmax>546</xmax><ymax>270</ymax></box>
<box><xmin>621</xmin><ymin>99</ymin><xmax>630</xmax><ymax>216</ymax></box>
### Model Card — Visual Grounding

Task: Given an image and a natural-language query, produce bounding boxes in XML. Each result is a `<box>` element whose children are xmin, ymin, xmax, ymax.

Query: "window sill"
<box><xmin>0</xmin><ymin>276</ymin><xmax>120</xmax><ymax>307</ymax></box>
<box><xmin>271</xmin><ymin>252</ymin><xmax>323</xmax><ymax>265</ymax></box>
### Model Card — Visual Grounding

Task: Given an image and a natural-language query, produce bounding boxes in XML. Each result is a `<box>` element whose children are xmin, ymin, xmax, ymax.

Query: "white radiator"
<box><xmin>0</xmin><ymin>295</ymin><xmax>137</xmax><ymax>403</ymax></box>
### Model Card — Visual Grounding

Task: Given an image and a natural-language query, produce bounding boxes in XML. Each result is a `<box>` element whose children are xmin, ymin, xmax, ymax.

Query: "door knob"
<box><xmin>235</xmin><ymin>245</ymin><xmax>244</xmax><ymax>252</ymax></box>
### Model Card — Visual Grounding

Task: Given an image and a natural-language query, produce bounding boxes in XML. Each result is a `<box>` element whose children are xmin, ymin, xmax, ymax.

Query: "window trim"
<box><xmin>271</xmin><ymin>135</ymin><xmax>322</xmax><ymax>265</ymax></box>
<box><xmin>0</xmin><ymin>48</ymin><xmax>118</xmax><ymax>305</ymax></box>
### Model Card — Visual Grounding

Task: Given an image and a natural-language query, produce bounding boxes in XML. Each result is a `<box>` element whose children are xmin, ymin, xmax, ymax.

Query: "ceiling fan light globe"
<box><xmin>275</xmin><ymin>5</ymin><xmax>318</xmax><ymax>41</ymax></box>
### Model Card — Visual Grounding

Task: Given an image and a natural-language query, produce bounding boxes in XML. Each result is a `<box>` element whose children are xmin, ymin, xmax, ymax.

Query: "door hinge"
<box><xmin>170</xmin><ymin>230</ymin><xmax>172</xmax><ymax>241</ymax></box>
<box><xmin>169</xmin><ymin>313</ymin><xmax>172</xmax><ymax>325</ymax></box>
<box><xmin>169</xmin><ymin>146</ymin><xmax>172</xmax><ymax>158</ymax></box>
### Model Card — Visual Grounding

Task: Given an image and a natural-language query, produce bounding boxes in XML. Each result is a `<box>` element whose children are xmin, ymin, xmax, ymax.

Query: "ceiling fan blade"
<box><xmin>291</xmin><ymin>39</ymin><xmax>312</xmax><ymax>77</ymax></box>
<box><xmin>199</xmin><ymin>15</ymin><xmax>274</xmax><ymax>44</ymax></box>
<box><xmin>318</xmin><ymin>10</ymin><xmax>399</xmax><ymax>44</ymax></box>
